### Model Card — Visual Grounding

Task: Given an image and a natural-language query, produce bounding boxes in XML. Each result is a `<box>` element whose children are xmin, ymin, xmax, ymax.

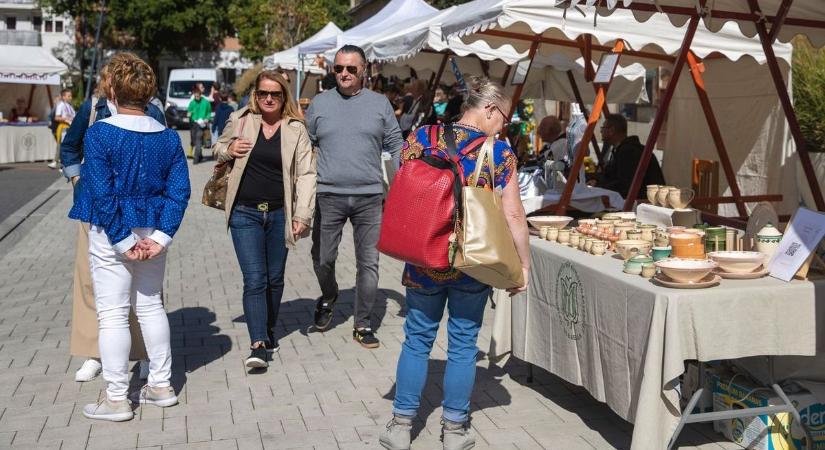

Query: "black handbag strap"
<box><xmin>444</xmin><ymin>124</ymin><xmax>458</xmax><ymax>160</ymax></box>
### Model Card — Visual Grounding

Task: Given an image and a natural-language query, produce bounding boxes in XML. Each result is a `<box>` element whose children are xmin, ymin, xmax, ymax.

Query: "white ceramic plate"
<box><xmin>653</xmin><ymin>273</ymin><xmax>721</xmax><ymax>289</ymax></box>
<box><xmin>714</xmin><ymin>266</ymin><xmax>769</xmax><ymax>280</ymax></box>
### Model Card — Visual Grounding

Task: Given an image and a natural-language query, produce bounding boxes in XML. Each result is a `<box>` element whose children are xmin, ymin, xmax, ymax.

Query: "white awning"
<box><xmin>264</xmin><ymin>22</ymin><xmax>342</xmax><ymax>74</ymax></box>
<box><xmin>439</xmin><ymin>0</ymin><xmax>792</xmax><ymax>66</ymax></box>
<box><xmin>0</xmin><ymin>45</ymin><xmax>67</xmax><ymax>85</ymax></box>
<box><xmin>298</xmin><ymin>0</ymin><xmax>437</xmax><ymax>55</ymax></box>
<box><xmin>562</xmin><ymin>0</ymin><xmax>825</xmax><ymax>48</ymax></box>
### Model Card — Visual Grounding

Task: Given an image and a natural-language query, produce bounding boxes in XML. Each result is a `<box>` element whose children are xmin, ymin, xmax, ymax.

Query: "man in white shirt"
<box><xmin>49</xmin><ymin>89</ymin><xmax>75</xmax><ymax>169</ymax></box>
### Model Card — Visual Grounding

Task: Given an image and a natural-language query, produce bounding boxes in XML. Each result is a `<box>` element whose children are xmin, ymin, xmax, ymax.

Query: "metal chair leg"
<box><xmin>667</xmin><ymin>388</ymin><xmax>704</xmax><ymax>450</ymax></box>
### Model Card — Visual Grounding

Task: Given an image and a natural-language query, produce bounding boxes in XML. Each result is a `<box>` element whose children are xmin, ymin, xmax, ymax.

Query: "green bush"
<box><xmin>793</xmin><ymin>37</ymin><xmax>825</xmax><ymax>152</ymax></box>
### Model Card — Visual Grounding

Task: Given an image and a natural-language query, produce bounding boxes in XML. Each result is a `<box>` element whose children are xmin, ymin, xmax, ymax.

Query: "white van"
<box><xmin>164</xmin><ymin>68</ymin><xmax>222</xmax><ymax>129</ymax></box>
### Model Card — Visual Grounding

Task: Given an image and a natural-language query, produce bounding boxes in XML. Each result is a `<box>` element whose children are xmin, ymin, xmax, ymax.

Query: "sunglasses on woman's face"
<box><xmin>333</xmin><ymin>65</ymin><xmax>359</xmax><ymax>75</ymax></box>
<box><xmin>255</xmin><ymin>90</ymin><xmax>283</xmax><ymax>100</ymax></box>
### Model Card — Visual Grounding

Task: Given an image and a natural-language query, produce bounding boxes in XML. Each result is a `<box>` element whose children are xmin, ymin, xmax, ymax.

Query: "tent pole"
<box><xmin>556</xmin><ymin>41</ymin><xmax>625</xmax><ymax>216</ymax></box>
<box><xmin>566</xmin><ymin>70</ymin><xmax>603</xmax><ymax>168</ymax></box>
<box><xmin>508</xmin><ymin>38</ymin><xmax>540</xmax><ymax>119</ymax></box>
<box><xmin>430</xmin><ymin>53</ymin><xmax>449</xmax><ymax>92</ymax></box>
<box><xmin>500</xmin><ymin>66</ymin><xmax>512</xmax><ymax>86</ymax></box>
<box><xmin>747</xmin><ymin>0</ymin><xmax>825</xmax><ymax>211</ymax></box>
<box><xmin>46</xmin><ymin>85</ymin><xmax>54</xmax><ymax>109</ymax></box>
<box><xmin>622</xmin><ymin>10</ymin><xmax>702</xmax><ymax>212</ymax></box>
<box><xmin>768</xmin><ymin>0</ymin><xmax>794</xmax><ymax>44</ymax></box>
<box><xmin>577</xmin><ymin>35</ymin><xmax>611</xmax><ymax>118</ymax></box>
<box><xmin>27</xmin><ymin>84</ymin><xmax>36</xmax><ymax>111</ymax></box>
<box><xmin>686</xmin><ymin>51</ymin><xmax>748</xmax><ymax>217</ymax></box>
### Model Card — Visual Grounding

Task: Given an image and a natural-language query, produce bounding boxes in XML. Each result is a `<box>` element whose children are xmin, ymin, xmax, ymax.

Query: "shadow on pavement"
<box><xmin>381</xmin><ymin>351</ymin><xmax>513</xmax><ymax>441</ymax></box>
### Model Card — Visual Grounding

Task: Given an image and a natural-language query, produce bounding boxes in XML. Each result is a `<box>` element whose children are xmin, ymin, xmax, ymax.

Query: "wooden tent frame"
<box><xmin>455</xmin><ymin>0</ymin><xmax>825</xmax><ymax>224</ymax></box>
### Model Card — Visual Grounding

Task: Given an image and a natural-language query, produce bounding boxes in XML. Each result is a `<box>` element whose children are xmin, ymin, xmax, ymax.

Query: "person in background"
<box><xmin>69</xmin><ymin>52</ymin><xmax>189</xmax><ymax>422</ymax></box>
<box><xmin>212</xmin><ymin>70</ymin><xmax>316</xmax><ymax>368</ymax></box>
<box><xmin>187</xmin><ymin>87</ymin><xmax>211</xmax><ymax>165</ymax></box>
<box><xmin>379</xmin><ymin>77</ymin><xmax>529</xmax><ymax>450</ymax></box>
<box><xmin>398</xmin><ymin>79</ymin><xmax>427</xmax><ymax>139</ymax></box>
<box><xmin>61</xmin><ymin>56</ymin><xmax>167</xmax><ymax>385</ymax></box>
<box><xmin>10</xmin><ymin>97</ymin><xmax>33</xmax><ymax>122</ymax></box>
<box><xmin>320</xmin><ymin>73</ymin><xmax>337</xmax><ymax>92</ymax></box>
<box><xmin>212</xmin><ymin>90</ymin><xmax>234</xmax><ymax>140</ymax></box>
<box><xmin>432</xmin><ymin>87</ymin><xmax>448</xmax><ymax>122</ymax></box>
<box><xmin>536</xmin><ymin>116</ymin><xmax>567</xmax><ymax>166</ymax></box>
<box><xmin>595</xmin><ymin>113</ymin><xmax>665</xmax><ymax>199</ymax></box>
<box><xmin>48</xmin><ymin>88</ymin><xmax>76</xmax><ymax>169</ymax></box>
<box><xmin>226</xmin><ymin>92</ymin><xmax>239</xmax><ymax>111</ymax></box>
<box><xmin>304</xmin><ymin>44</ymin><xmax>403</xmax><ymax>348</ymax></box>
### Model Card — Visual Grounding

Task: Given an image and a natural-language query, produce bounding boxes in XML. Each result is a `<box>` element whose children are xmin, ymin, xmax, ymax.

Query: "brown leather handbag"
<box><xmin>201</xmin><ymin>116</ymin><xmax>247</xmax><ymax>210</ymax></box>
<box><xmin>453</xmin><ymin>137</ymin><xmax>525</xmax><ymax>289</ymax></box>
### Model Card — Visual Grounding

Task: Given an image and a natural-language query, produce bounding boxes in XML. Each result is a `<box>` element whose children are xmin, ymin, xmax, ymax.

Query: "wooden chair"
<box><xmin>692</xmin><ymin>159</ymin><xmax>719</xmax><ymax>214</ymax></box>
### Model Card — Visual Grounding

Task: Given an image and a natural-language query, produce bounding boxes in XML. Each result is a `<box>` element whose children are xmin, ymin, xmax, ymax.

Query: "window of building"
<box><xmin>6</xmin><ymin>17</ymin><xmax>17</xmax><ymax>30</ymax></box>
<box><xmin>44</xmin><ymin>20</ymin><xmax>52</xmax><ymax>32</ymax></box>
<box><xmin>55</xmin><ymin>20</ymin><xmax>63</xmax><ymax>33</ymax></box>
<box><xmin>33</xmin><ymin>17</ymin><xmax>42</xmax><ymax>30</ymax></box>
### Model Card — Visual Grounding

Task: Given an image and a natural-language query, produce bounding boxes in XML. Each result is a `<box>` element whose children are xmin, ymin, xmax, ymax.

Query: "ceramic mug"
<box><xmin>624</xmin><ymin>255</ymin><xmax>654</xmax><ymax>275</ymax></box>
<box><xmin>656</xmin><ymin>185</ymin><xmax>674</xmax><ymax>207</ymax></box>
<box><xmin>546</xmin><ymin>227</ymin><xmax>559</xmax><ymax>242</ymax></box>
<box><xmin>584</xmin><ymin>238</ymin><xmax>596</xmax><ymax>253</ymax></box>
<box><xmin>626</xmin><ymin>230</ymin><xmax>642</xmax><ymax>240</ymax></box>
<box><xmin>539</xmin><ymin>226</ymin><xmax>550</xmax><ymax>240</ymax></box>
<box><xmin>651</xmin><ymin>246</ymin><xmax>672</xmax><ymax>261</ymax></box>
<box><xmin>667</xmin><ymin>187</ymin><xmax>695</xmax><ymax>209</ymax></box>
<box><xmin>557</xmin><ymin>229</ymin><xmax>570</xmax><ymax>244</ymax></box>
<box><xmin>570</xmin><ymin>233</ymin><xmax>581</xmax><ymax>248</ymax></box>
<box><xmin>646</xmin><ymin>184</ymin><xmax>660</xmax><ymax>205</ymax></box>
<box><xmin>638</xmin><ymin>224</ymin><xmax>657</xmax><ymax>242</ymax></box>
<box><xmin>591</xmin><ymin>241</ymin><xmax>607</xmax><ymax>255</ymax></box>
<box><xmin>640</xmin><ymin>263</ymin><xmax>657</xmax><ymax>278</ymax></box>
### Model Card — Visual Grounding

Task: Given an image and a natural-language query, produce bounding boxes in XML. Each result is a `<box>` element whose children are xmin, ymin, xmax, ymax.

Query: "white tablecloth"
<box><xmin>0</xmin><ymin>123</ymin><xmax>55</xmax><ymax>163</ymax></box>
<box><xmin>522</xmin><ymin>186</ymin><xmax>625</xmax><ymax>214</ymax></box>
<box><xmin>635</xmin><ymin>203</ymin><xmax>702</xmax><ymax>228</ymax></box>
<box><xmin>491</xmin><ymin>238</ymin><xmax>821</xmax><ymax>450</ymax></box>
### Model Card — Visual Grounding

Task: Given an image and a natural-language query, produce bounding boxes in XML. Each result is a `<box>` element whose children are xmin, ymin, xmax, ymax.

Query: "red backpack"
<box><xmin>377</xmin><ymin>125</ymin><xmax>484</xmax><ymax>270</ymax></box>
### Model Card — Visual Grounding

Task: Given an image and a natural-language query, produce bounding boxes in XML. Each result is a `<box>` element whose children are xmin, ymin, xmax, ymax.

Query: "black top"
<box><xmin>236</xmin><ymin>127</ymin><xmax>284</xmax><ymax>207</ymax></box>
<box><xmin>597</xmin><ymin>136</ymin><xmax>666</xmax><ymax>199</ymax></box>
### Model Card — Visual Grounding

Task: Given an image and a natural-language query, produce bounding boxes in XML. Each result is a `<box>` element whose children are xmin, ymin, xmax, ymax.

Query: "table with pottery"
<box><xmin>0</xmin><ymin>122</ymin><xmax>55</xmax><ymax>163</ymax></box>
<box><xmin>488</xmin><ymin>207</ymin><xmax>824</xmax><ymax>450</ymax></box>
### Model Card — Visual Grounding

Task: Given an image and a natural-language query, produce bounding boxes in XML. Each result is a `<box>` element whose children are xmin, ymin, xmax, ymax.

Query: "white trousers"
<box><xmin>88</xmin><ymin>226</ymin><xmax>171</xmax><ymax>401</ymax></box>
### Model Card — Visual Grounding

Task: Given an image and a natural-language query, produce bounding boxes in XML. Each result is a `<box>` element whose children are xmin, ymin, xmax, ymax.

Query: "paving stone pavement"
<box><xmin>0</xmin><ymin>161</ymin><xmax>745</xmax><ymax>450</ymax></box>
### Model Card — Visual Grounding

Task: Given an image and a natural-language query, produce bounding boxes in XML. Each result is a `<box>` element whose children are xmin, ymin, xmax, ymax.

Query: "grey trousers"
<box><xmin>311</xmin><ymin>193</ymin><xmax>383</xmax><ymax>329</ymax></box>
<box><xmin>190</xmin><ymin>126</ymin><xmax>204</xmax><ymax>163</ymax></box>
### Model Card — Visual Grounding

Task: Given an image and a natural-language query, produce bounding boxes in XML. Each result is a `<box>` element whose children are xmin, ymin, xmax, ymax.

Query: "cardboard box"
<box><xmin>712</xmin><ymin>373</ymin><xmax>825</xmax><ymax>450</ymax></box>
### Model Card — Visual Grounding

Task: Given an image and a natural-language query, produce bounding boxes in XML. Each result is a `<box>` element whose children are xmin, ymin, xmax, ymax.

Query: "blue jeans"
<box><xmin>393</xmin><ymin>282</ymin><xmax>491</xmax><ymax>423</ymax></box>
<box><xmin>229</xmin><ymin>205</ymin><xmax>289</xmax><ymax>346</ymax></box>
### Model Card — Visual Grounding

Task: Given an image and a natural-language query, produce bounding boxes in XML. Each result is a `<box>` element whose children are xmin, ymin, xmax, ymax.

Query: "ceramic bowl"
<box><xmin>707</xmin><ymin>251</ymin><xmax>767</xmax><ymax>274</ymax></box>
<box><xmin>615</xmin><ymin>239</ymin><xmax>652</xmax><ymax>260</ymax></box>
<box><xmin>527</xmin><ymin>216</ymin><xmax>574</xmax><ymax>230</ymax></box>
<box><xmin>604</xmin><ymin>212</ymin><xmax>637</xmax><ymax>221</ymax></box>
<box><xmin>654</xmin><ymin>258</ymin><xmax>718</xmax><ymax>283</ymax></box>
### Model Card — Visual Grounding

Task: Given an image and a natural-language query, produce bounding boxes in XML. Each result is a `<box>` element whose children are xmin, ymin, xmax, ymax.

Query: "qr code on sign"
<box><xmin>786</xmin><ymin>242</ymin><xmax>801</xmax><ymax>257</ymax></box>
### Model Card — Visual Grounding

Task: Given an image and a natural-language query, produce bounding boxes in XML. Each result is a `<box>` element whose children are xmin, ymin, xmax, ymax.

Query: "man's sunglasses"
<box><xmin>333</xmin><ymin>65</ymin><xmax>359</xmax><ymax>75</ymax></box>
<box><xmin>255</xmin><ymin>90</ymin><xmax>284</xmax><ymax>100</ymax></box>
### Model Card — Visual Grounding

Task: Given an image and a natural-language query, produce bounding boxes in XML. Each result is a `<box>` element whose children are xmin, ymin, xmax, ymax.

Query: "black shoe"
<box><xmin>245</xmin><ymin>346</ymin><xmax>268</xmax><ymax>368</ymax></box>
<box><xmin>313</xmin><ymin>295</ymin><xmax>337</xmax><ymax>331</ymax></box>
<box><xmin>265</xmin><ymin>341</ymin><xmax>280</xmax><ymax>353</ymax></box>
<box><xmin>353</xmin><ymin>327</ymin><xmax>380</xmax><ymax>349</ymax></box>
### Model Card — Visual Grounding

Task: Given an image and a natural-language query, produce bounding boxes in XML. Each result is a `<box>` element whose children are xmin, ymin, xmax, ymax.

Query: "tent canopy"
<box><xmin>264</xmin><ymin>22</ymin><xmax>342</xmax><ymax>74</ymax></box>
<box><xmin>561</xmin><ymin>0</ymin><xmax>825</xmax><ymax>48</ymax></box>
<box><xmin>0</xmin><ymin>45</ymin><xmax>67</xmax><ymax>85</ymax></box>
<box><xmin>439</xmin><ymin>0</ymin><xmax>792</xmax><ymax>67</ymax></box>
<box><xmin>298</xmin><ymin>0</ymin><xmax>437</xmax><ymax>55</ymax></box>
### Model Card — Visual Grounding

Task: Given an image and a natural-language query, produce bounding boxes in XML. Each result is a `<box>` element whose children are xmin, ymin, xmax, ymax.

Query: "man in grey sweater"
<box><xmin>305</xmin><ymin>44</ymin><xmax>403</xmax><ymax>348</ymax></box>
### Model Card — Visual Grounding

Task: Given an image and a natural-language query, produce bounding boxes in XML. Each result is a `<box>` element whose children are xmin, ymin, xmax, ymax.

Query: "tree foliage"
<box><xmin>793</xmin><ymin>37</ymin><xmax>825</xmax><ymax>152</ymax></box>
<box><xmin>40</xmin><ymin>0</ymin><xmax>232</xmax><ymax>69</ymax></box>
<box><xmin>229</xmin><ymin>0</ymin><xmax>351</xmax><ymax>61</ymax></box>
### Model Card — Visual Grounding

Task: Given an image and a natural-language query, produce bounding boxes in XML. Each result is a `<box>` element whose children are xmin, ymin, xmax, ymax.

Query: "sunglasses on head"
<box><xmin>255</xmin><ymin>90</ymin><xmax>283</xmax><ymax>100</ymax></box>
<box><xmin>333</xmin><ymin>65</ymin><xmax>359</xmax><ymax>75</ymax></box>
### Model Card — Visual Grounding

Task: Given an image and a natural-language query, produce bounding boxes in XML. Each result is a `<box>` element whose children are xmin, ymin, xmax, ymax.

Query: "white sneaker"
<box><xmin>47</xmin><ymin>161</ymin><xmax>58</xmax><ymax>169</ymax></box>
<box><xmin>75</xmin><ymin>359</ymin><xmax>102</xmax><ymax>382</ymax></box>
<box><xmin>139</xmin><ymin>359</ymin><xmax>150</xmax><ymax>380</ymax></box>
<box><xmin>130</xmin><ymin>385</ymin><xmax>178</xmax><ymax>408</ymax></box>
<box><xmin>83</xmin><ymin>398</ymin><xmax>134</xmax><ymax>422</ymax></box>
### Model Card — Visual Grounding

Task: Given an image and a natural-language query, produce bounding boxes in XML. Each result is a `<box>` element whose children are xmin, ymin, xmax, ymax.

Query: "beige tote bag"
<box><xmin>453</xmin><ymin>137</ymin><xmax>525</xmax><ymax>289</ymax></box>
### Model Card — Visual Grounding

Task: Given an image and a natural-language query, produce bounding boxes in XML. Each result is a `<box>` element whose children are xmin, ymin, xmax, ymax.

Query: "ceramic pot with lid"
<box><xmin>756</xmin><ymin>223</ymin><xmax>783</xmax><ymax>260</ymax></box>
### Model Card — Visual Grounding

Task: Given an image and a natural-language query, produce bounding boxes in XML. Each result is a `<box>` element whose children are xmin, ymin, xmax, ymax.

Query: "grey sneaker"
<box><xmin>131</xmin><ymin>385</ymin><xmax>178</xmax><ymax>407</ymax></box>
<box><xmin>82</xmin><ymin>398</ymin><xmax>134</xmax><ymax>422</ymax></box>
<box><xmin>442</xmin><ymin>419</ymin><xmax>475</xmax><ymax>450</ymax></box>
<box><xmin>379</xmin><ymin>415</ymin><xmax>413</xmax><ymax>450</ymax></box>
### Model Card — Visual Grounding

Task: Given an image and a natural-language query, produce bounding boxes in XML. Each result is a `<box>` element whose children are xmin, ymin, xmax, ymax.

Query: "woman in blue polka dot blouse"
<box><xmin>68</xmin><ymin>53</ymin><xmax>191</xmax><ymax>422</ymax></box>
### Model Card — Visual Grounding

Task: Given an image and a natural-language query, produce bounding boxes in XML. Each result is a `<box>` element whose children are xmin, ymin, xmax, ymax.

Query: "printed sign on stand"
<box><xmin>768</xmin><ymin>207</ymin><xmax>825</xmax><ymax>282</ymax></box>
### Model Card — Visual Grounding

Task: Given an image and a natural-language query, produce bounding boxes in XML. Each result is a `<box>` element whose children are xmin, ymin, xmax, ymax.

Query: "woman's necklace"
<box><xmin>454</xmin><ymin>121</ymin><xmax>483</xmax><ymax>133</ymax></box>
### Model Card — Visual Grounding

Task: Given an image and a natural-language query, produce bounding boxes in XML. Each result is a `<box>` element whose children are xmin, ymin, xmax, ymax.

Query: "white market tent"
<box><xmin>298</xmin><ymin>0</ymin><xmax>437</xmax><ymax>55</ymax></box>
<box><xmin>438</xmin><ymin>0</ymin><xmax>798</xmax><ymax>219</ymax></box>
<box><xmin>0</xmin><ymin>45</ymin><xmax>67</xmax><ymax>120</ymax></box>
<box><xmin>553</xmin><ymin>0</ymin><xmax>825</xmax><ymax>213</ymax></box>
<box><xmin>264</xmin><ymin>22</ymin><xmax>342</xmax><ymax>75</ymax></box>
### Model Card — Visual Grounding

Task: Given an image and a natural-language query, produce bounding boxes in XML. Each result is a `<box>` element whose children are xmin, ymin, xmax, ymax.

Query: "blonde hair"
<box><xmin>107</xmin><ymin>52</ymin><xmax>156</xmax><ymax>109</ymax></box>
<box><xmin>249</xmin><ymin>70</ymin><xmax>303</xmax><ymax>122</ymax></box>
<box><xmin>462</xmin><ymin>76</ymin><xmax>509</xmax><ymax>113</ymax></box>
